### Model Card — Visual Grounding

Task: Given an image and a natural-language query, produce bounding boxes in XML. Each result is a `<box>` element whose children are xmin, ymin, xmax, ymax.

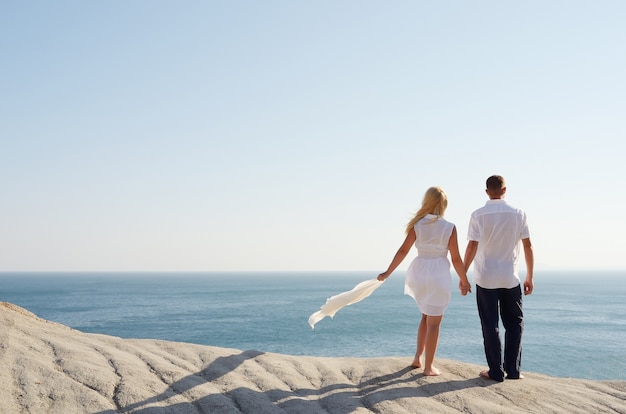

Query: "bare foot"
<box><xmin>480</xmin><ymin>370</ymin><xmax>504</xmax><ymax>382</ymax></box>
<box><xmin>410</xmin><ymin>356</ymin><xmax>423</xmax><ymax>369</ymax></box>
<box><xmin>423</xmin><ymin>367</ymin><xmax>441</xmax><ymax>376</ymax></box>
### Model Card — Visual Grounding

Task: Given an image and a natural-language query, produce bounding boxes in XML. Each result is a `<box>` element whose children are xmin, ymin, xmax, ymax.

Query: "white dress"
<box><xmin>404</xmin><ymin>214</ymin><xmax>454</xmax><ymax>316</ymax></box>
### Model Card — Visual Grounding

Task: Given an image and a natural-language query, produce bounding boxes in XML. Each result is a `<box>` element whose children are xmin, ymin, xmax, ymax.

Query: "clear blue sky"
<box><xmin>1</xmin><ymin>1</ymin><xmax>625</xmax><ymax>272</ymax></box>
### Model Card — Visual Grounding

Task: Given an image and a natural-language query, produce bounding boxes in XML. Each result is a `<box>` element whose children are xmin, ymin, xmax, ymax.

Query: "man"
<box><xmin>464</xmin><ymin>175</ymin><xmax>534</xmax><ymax>382</ymax></box>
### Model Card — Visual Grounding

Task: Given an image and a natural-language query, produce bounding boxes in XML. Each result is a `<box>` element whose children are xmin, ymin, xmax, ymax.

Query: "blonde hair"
<box><xmin>405</xmin><ymin>186</ymin><xmax>448</xmax><ymax>234</ymax></box>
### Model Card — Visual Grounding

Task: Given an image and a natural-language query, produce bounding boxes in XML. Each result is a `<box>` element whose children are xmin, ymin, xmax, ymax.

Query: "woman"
<box><xmin>378</xmin><ymin>186</ymin><xmax>471</xmax><ymax>376</ymax></box>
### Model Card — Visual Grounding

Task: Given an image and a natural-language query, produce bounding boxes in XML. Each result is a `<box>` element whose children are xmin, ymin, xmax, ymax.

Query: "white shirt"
<box><xmin>467</xmin><ymin>199</ymin><xmax>530</xmax><ymax>289</ymax></box>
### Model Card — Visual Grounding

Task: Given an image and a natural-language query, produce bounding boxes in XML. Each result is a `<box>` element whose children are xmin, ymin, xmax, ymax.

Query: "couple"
<box><xmin>377</xmin><ymin>175</ymin><xmax>534</xmax><ymax>381</ymax></box>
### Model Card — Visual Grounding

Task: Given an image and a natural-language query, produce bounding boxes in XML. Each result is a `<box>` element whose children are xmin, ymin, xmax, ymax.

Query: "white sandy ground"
<box><xmin>1</xmin><ymin>302</ymin><xmax>625</xmax><ymax>414</ymax></box>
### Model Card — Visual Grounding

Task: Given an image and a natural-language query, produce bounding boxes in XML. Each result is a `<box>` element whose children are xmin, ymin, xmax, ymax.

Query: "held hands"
<box><xmin>459</xmin><ymin>280</ymin><xmax>472</xmax><ymax>296</ymax></box>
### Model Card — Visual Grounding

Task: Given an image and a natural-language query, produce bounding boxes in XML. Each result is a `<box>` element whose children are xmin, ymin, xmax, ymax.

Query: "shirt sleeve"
<box><xmin>520</xmin><ymin>211</ymin><xmax>531</xmax><ymax>239</ymax></box>
<box><xmin>467</xmin><ymin>213</ymin><xmax>481</xmax><ymax>241</ymax></box>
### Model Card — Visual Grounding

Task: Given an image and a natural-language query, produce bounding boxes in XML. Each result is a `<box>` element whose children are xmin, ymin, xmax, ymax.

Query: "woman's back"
<box><xmin>414</xmin><ymin>214</ymin><xmax>454</xmax><ymax>259</ymax></box>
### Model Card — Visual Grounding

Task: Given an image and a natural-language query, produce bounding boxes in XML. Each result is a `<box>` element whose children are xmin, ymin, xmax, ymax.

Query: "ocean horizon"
<box><xmin>1</xmin><ymin>270</ymin><xmax>624</xmax><ymax>381</ymax></box>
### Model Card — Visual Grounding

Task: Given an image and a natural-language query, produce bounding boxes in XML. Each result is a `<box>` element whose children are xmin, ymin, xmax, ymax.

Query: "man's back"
<box><xmin>468</xmin><ymin>199</ymin><xmax>530</xmax><ymax>289</ymax></box>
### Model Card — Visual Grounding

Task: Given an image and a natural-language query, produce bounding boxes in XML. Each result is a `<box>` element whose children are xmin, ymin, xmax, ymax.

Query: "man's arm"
<box><xmin>522</xmin><ymin>237</ymin><xmax>534</xmax><ymax>295</ymax></box>
<box><xmin>464</xmin><ymin>240</ymin><xmax>479</xmax><ymax>273</ymax></box>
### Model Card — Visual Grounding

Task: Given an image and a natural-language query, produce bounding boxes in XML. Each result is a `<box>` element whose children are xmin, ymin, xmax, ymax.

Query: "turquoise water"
<box><xmin>0</xmin><ymin>271</ymin><xmax>624</xmax><ymax>381</ymax></box>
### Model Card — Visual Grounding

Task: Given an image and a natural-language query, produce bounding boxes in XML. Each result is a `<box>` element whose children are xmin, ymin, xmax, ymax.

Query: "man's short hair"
<box><xmin>486</xmin><ymin>175</ymin><xmax>506</xmax><ymax>190</ymax></box>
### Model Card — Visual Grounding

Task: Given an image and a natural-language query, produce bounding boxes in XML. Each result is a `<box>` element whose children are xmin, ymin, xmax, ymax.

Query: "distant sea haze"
<box><xmin>1</xmin><ymin>271</ymin><xmax>624</xmax><ymax>381</ymax></box>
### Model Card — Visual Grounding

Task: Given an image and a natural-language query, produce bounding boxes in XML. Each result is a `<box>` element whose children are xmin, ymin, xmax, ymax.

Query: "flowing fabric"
<box><xmin>308</xmin><ymin>279</ymin><xmax>383</xmax><ymax>329</ymax></box>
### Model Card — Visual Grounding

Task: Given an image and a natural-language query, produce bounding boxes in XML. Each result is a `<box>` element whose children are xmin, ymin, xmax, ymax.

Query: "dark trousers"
<box><xmin>476</xmin><ymin>284</ymin><xmax>524</xmax><ymax>381</ymax></box>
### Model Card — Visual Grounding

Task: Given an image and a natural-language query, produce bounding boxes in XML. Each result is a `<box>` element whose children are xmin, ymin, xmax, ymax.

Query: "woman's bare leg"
<box><xmin>423</xmin><ymin>314</ymin><xmax>443</xmax><ymax>376</ymax></box>
<box><xmin>412</xmin><ymin>314</ymin><xmax>428</xmax><ymax>368</ymax></box>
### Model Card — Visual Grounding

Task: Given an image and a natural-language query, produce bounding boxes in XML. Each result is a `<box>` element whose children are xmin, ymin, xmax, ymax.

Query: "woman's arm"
<box><xmin>377</xmin><ymin>228</ymin><xmax>416</xmax><ymax>281</ymax></box>
<box><xmin>448</xmin><ymin>226</ymin><xmax>471</xmax><ymax>295</ymax></box>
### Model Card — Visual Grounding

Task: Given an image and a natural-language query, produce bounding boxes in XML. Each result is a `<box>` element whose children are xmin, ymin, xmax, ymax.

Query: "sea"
<box><xmin>0</xmin><ymin>271</ymin><xmax>624</xmax><ymax>381</ymax></box>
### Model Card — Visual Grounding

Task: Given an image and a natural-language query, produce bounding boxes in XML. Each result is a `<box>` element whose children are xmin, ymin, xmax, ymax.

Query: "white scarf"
<box><xmin>308</xmin><ymin>279</ymin><xmax>384</xmax><ymax>329</ymax></box>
